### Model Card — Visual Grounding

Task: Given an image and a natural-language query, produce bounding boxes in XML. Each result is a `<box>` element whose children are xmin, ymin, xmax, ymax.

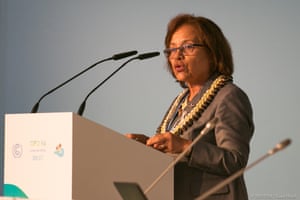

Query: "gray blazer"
<box><xmin>170</xmin><ymin>82</ymin><xmax>254</xmax><ymax>200</ymax></box>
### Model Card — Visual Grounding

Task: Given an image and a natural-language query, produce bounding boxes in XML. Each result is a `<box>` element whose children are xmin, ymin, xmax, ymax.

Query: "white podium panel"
<box><xmin>4</xmin><ymin>113</ymin><xmax>174</xmax><ymax>200</ymax></box>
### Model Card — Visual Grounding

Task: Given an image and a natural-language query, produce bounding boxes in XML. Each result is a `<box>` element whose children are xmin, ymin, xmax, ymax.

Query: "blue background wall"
<box><xmin>1</xmin><ymin>0</ymin><xmax>299</xmax><ymax>198</ymax></box>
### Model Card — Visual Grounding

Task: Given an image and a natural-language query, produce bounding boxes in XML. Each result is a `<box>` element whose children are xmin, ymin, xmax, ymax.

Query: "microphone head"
<box><xmin>206</xmin><ymin>118</ymin><xmax>218</xmax><ymax>129</ymax></box>
<box><xmin>268</xmin><ymin>138</ymin><xmax>292</xmax><ymax>155</ymax></box>
<box><xmin>200</xmin><ymin>118</ymin><xmax>218</xmax><ymax>136</ymax></box>
<box><xmin>112</xmin><ymin>51</ymin><xmax>138</xmax><ymax>60</ymax></box>
<box><xmin>137</xmin><ymin>52</ymin><xmax>160</xmax><ymax>60</ymax></box>
<box><xmin>275</xmin><ymin>138</ymin><xmax>291</xmax><ymax>151</ymax></box>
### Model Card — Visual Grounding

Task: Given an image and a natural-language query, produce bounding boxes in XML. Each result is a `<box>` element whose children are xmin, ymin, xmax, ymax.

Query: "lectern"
<box><xmin>4</xmin><ymin>113</ymin><xmax>174</xmax><ymax>200</ymax></box>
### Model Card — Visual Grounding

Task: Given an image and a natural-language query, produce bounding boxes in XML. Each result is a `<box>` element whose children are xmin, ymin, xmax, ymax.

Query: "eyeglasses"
<box><xmin>163</xmin><ymin>43</ymin><xmax>206</xmax><ymax>58</ymax></box>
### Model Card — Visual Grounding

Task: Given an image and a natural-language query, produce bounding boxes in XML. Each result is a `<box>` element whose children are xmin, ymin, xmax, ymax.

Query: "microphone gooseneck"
<box><xmin>144</xmin><ymin>118</ymin><xmax>218</xmax><ymax>195</ymax></box>
<box><xmin>77</xmin><ymin>51</ymin><xmax>160</xmax><ymax>116</ymax></box>
<box><xmin>30</xmin><ymin>50</ymin><xmax>138</xmax><ymax>113</ymax></box>
<box><xmin>197</xmin><ymin>138</ymin><xmax>292</xmax><ymax>200</ymax></box>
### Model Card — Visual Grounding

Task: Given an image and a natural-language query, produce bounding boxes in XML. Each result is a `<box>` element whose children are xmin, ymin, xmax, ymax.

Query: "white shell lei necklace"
<box><xmin>156</xmin><ymin>75</ymin><xmax>232</xmax><ymax>136</ymax></box>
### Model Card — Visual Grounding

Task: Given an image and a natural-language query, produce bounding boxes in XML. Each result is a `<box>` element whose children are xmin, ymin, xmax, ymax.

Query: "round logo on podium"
<box><xmin>12</xmin><ymin>143</ymin><xmax>23</xmax><ymax>158</ymax></box>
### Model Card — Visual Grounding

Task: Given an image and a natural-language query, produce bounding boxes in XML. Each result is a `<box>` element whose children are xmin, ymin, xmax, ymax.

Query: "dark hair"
<box><xmin>164</xmin><ymin>14</ymin><xmax>234</xmax><ymax>84</ymax></box>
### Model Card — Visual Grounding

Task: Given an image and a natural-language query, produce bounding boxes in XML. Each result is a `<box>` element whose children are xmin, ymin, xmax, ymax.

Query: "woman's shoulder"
<box><xmin>216</xmin><ymin>82</ymin><xmax>252</xmax><ymax>105</ymax></box>
<box><xmin>220</xmin><ymin>82</ymin><xmax>249</xmax><ymax>96</ymax></box>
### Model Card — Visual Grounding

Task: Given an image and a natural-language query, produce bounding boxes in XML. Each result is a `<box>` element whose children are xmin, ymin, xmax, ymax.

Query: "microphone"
<box><xmin>198</xmin><ymin>138</ymin><xmax>292</xmax><ymax>200</ymax></box>
<box><xmin>77</xmin><ymin>51</ymin><xmax>160</xmax><ymax>116</ymax></box>
<box><xmin>144</xmin><ymin>118</ymin><xmax>218</xmax><ymax>194</ymax></box>
<box><xmin>30</xmin><ymin>50</ymin><xmax>138</xmax><ymax>113</ymax></box>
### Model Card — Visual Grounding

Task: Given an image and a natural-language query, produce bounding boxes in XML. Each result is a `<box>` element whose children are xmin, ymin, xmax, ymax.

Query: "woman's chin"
<box><xmin>175</xmin><ymin>74</ymin><xmax>188</xmax><ymax>82</ymax></box>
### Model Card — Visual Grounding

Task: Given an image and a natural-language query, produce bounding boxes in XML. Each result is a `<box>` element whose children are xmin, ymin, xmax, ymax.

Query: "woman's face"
<box><xmin>168</xmin><ymin>24</ymin><xmax>211</xmax><ymax>86</ymax></box>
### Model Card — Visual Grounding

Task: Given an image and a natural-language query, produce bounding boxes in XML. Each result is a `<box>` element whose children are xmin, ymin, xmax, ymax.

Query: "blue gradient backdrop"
<box><xmin>1</xmin><ymin>0</ymin><xmax>299</xmax><ymax>198</ymax></box>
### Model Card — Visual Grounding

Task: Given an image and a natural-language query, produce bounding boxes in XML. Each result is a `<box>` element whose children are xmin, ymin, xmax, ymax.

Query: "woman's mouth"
<box><xmin>174</xmin><ymin>64</ymin><xmax>185</xmax><ymax>72</ymax></box>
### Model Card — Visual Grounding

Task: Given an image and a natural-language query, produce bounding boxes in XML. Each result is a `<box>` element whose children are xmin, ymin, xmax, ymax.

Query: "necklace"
<box><xmin>156</xmin><ymin>75</ymin><xmax>232</xmax><ymax>136</ymax></box>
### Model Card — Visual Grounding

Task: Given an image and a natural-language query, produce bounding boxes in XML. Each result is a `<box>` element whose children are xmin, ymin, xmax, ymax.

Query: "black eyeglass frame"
<box><xmin>163</xmin><ymin>43</ymin><xmax>206</xmax><ymax>58</ymax></box>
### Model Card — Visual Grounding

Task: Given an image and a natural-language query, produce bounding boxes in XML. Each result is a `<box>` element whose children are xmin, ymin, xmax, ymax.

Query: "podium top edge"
<box><xmin>5</xmin><ymin>112</ymin><xmax>74</xmax><ymax>116</ymax></box>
